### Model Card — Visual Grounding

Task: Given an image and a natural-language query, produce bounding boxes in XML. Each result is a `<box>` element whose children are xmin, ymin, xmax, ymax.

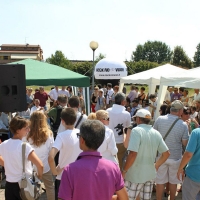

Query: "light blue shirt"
<box><xmin>185</xmin><ymin>128</ymin><xmax>200</xmax><ymax>182</ymax></box>
<box><xmin>125</xmin><ymin>124</ymin><xmax>168</xmax><ymax>183</ymax></box>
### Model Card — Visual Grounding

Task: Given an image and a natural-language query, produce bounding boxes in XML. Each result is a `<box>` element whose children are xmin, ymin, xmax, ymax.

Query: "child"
<box><xmin>27</xmin><ymin>111</ymin><xmax>55</xmax><ymax>200</ymax></box>
<box><xmin>30</xmin><ymin>99</ymin><xmax>44</xmax><ymax>115</ymax></box>
<box><xmin>48</xmin><ymin>108</ymin><xmax>82</xmax><ymax>200</ymax></box>
<box><xmin>95</xmin><ymin>89</ymin><xmax>106</xmax><ymax>111</ymax></box>
<box><xmin>0</xmin><ymin>116</ymin><xmax>43</xmax><ymax>200</ymax></box>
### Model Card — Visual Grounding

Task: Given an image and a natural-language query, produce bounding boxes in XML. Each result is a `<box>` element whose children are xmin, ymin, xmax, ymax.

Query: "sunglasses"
<box><xmin>183</xmin><ymin>111</ymin><xmax>190</xmax><ymax>115</ymax></box>
<box><xmin>102</xmin><ymin>117</ymin><xmax>109</xmax><ymax>121</ymax></box>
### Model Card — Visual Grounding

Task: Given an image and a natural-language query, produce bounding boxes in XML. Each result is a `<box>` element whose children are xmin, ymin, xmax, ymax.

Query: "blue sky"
<box><xmin>1</xmin><ymin>0</ymin><xmax>200</xmax><ymax>61</ymax></box>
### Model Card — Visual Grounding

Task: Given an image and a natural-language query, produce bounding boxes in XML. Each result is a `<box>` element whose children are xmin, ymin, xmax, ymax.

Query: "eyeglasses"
<box><xmin>76</xmin><ymin>133</ymin><xmax>81</xmax><ymax>138</ymax></box>
<box><xmin>102</xmin><ymin>117</ymin><xmax>109</xmax><ymax>121</ymax></box>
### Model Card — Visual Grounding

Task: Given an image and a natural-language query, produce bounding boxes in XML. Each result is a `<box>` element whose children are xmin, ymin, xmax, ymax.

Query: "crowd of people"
<box><xmin>0</xmin><ymin>83</ymin><xmax>200</xmax><ymax>200</ymax></box>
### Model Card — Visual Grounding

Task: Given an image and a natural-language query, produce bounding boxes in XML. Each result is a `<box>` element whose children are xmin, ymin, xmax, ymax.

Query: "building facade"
<box><xmin>0</xmin><ymin>44</ymin><xmax>43</xmax><ymax>64</ymax></box>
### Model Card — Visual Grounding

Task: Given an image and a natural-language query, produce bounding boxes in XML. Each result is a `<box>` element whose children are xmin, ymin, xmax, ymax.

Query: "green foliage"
<box><xmin>95</xmin><ymin>53</ymin><xmax>106</xmax><ymax>62</ymax></box>
<box><xmin>71</xmin><ymin>61</ymin><xmax>93</xmax><ymax>77</ymax></box>
<box><xmin>132</xmin><ymin>41</ymin><xmax>172</xmax><ymax>64</ymax></box>
<box><xmin>125</xmin><ymin>60</ymin><xmax>159</xmax><ymax>75</ymax></box>
<box><xmin>46</xmin><ymin>50</ymin><xmax>72</xmax><ymax>70</ymax></box>
<box><xmin>172</xmin><ymin>46</ymin><xmax>193</xmax><ymax>69</ymax></box>
<box><xmin>193</xmin><ymin>43</ymin><xmax>200</xmax><ymax>67</ymax></box>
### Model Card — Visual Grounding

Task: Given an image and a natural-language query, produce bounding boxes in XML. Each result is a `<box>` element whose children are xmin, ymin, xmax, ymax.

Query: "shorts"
<box><xmin>125</xmin><ymin>180</ymin><xmax>154</xmax><ymax>200</ymax></box>
<box><xmin>182</xmin><ymin>176</ymin><xmax>200</xmax><ymax>200</ymax></box>
<box><xmin>155</xmin><ymin>158</ymin><xmax>181</xmax><ymax>184</ymax></box>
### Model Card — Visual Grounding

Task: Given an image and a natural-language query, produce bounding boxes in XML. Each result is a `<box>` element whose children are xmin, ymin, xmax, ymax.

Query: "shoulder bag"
<box><xmin>75</xmin><ymin>114</ymin><xmax>84</xmax><ymax>128</ymax></box>
<box><xmin>157</xmin><ymin>117</ymin><xmax>180</xmax><ymax>157</ymax></box>
<box><xmin>19</xmin><ymin>142</ymin><xmax>42</xmax><ymax>200</ymax></box>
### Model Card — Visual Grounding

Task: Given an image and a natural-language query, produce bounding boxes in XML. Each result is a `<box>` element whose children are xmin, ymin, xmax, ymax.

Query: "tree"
<box><xmin>194</xmin><ymin>43</ymin><xmax>200</xmax><ymax>67</ymax></box>
<box><xmin>71</xmin><ymin>61</ymin><xmax>93</xmax><ymax>77</ymax></box>
<box><xmin>132</xmin><ymin>41</ymin><xmax>172</xmax><ymax>64</ymax></box>
<box><xmin>46</xmin><ymin>50</ymin><xmax>72</xmax><ymax>69</ymax></box>
<box><xmin>172</xmin><ymin>46</ymin><xmax>193</xmax><ymax>69</ymax></box>
<box><xmin>125</xmin><ymin>60</ymin><xmax>159</xmax><ymax>75</ymax></box>
<box><xmin>95</xmin><ymin>53</ymin><xmax>106</xmax><ymax>62</ymax></box>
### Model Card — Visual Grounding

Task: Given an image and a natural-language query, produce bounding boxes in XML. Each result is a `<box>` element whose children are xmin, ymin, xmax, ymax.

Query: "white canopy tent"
<box><xmin>156</xmin><ymin>67</ymin><xmax>200</xmax><ymax>119</ymax></box>
<box><xmin>119</xmin><ymin>64</ymin><xmax>187</xmax><ymax>95</ymax></box>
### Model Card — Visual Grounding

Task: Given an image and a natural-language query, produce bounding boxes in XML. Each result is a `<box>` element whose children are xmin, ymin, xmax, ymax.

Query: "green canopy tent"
<box><xmin>10</xmin><ymin>59</ymin><xmax>91</xmax><ymax>114</ymax></box>
<box><xmin>11</xmin><ymin>59</ymin><xmax>90</xmax><ymax>87</ymax></box>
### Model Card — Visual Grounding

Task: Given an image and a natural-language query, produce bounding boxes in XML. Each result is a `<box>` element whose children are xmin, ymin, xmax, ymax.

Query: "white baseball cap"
<box><xmin>133</xmin><ymin>109</ymin><xmax>151</xmax><ymax>119</ymax></box>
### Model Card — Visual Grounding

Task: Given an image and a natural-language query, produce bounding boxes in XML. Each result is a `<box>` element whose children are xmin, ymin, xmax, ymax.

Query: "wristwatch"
<box><xmin>122</xmin><ymin>169</ymin><xmax>127</xmax><ymax>173</ymax></box>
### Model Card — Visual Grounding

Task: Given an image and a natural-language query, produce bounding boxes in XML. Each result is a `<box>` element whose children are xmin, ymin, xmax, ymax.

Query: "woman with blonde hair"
<box><xmin>27</xmin><ymin>111</ymin><xmax>55</xmax><ymax>200</ymax></box>
<box><xmin>91</xmin><ymin>86</ymin><xmax>99</xmax><ymax>112</ymax></box>
<box><xmin>87</xmin><ymin>112</ymin><xmax>97</xmax><ymax>120</ymax></box>
<box><xmin>96</xmin><ymin>110</ymin><xmax>118</xmax><ymax>164</ymax></box>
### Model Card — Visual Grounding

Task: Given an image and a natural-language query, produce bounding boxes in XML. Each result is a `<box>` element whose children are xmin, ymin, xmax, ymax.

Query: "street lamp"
<box><xmin>89</xmin><ymin>41</ymin><xmax>99</xmax><ymax>92</ymax></box>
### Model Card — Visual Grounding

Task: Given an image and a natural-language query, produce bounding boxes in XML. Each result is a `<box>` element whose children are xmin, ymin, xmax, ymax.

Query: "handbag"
<box><xmin>19</xmin><ymin>142</ymin><xmax>42</xmax><ymax>200</ymax></box>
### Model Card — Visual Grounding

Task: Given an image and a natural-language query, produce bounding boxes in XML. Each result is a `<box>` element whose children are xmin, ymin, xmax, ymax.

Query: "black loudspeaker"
<box><xmin>0</xmin><ymin>64</ymin><xmax>26</xmax><ymax>112</ymax></box>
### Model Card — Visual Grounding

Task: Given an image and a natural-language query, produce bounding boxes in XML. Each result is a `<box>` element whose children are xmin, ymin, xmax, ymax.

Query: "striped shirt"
<box><xmin>153</xmin><ymin>114</ymin><xmax>189</xmax><ymax>159</ymax></box>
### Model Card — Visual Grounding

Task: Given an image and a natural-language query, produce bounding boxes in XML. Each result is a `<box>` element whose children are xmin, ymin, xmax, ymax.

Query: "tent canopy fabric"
<box><xmin>119</xmin><ymin>63</ymin><xmax>187</xmax><ymax>95</ymax></box>
<box><xmin>160</xmin><ymin>66</ymin><xmax>200</xmax><ymax>89</ymax></box>
<box><xmin>10</xmin><ymin>59</ymin><xmax>90</xmax><ymax>87</ymax></box>
<box><xmin>155</xmin><ymin>67</ymin><xmax>200</xmax><ymax>119</ymax></box>
<box><xmin>120</xmin><ymin>64</ymin><xmax>187</xmax><ymax>85</ymax></box>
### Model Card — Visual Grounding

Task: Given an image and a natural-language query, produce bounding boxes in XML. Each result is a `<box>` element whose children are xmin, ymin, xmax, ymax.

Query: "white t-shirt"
<box><xmin>0</xmin><ymin>139</ymin><xmax>33</xmax><ymax>182</ymax></box>
<box><xmin>106</xmin><ymin>89</ymin><xmax>114</xmax><ymax>104</ymax></box>
<box><xmin>57</xmin><ymin>111</ymin><xmax>87</xmax><ymax>133</ymax></box>
<box><xmin>58</xmin><ymin>89</ymin><xmax>70</xmax><ymax>97</ymax></box>
<box><xmin>194</xmin><ymin>93</ymin><xmax>200</xmax><ymax>101</ymax></box>
<box><xmin>53</xmin><ymin>129</ymin><xmax>82</xmax><ymax>180</ymax></box>
<box><xmin>27</xmin><ymin>133</ymin><xmax>54</xmax><ymax>173</ymax></box>
<box><xmin>107</xmin><ymin>104</ymin><xmax>131</xmax><ymax>144</ymax></box>
<box><xmin>48</xmin><ymin>89</ymin><xmax>59</xmax><ymax>101</ymax></box>
<box><xmin>17</xmin><ymin>109</ymin><xmax>31</xmax><ymax>119</ymax></box>
<box><xmin>30</xmin><ymin>106</ymin><xmax>42</xmax><ymax>115</ymax></box>
<box><xmin>164</xmin><ymin>90</ymin><xmax>171</xmax><ymax>102</ymax></box>
<box><xmin>98</xmin><ymin>125</ymin><xmax>118</xmax><ymax>164</ymax></box>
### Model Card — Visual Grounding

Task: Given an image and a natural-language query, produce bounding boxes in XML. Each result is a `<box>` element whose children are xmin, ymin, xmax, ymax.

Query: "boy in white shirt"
<box><xmin>30</xmin><ymin>99</ymin><xmax>44</xmax><ymax>115</ymax></box>
<box><xmin>48</xmin><ymin>107</ymin><xmax>82</xmax><ymax>200</ymax></box>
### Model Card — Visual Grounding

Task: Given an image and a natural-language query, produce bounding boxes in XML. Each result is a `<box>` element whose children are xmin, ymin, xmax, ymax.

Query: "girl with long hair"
<box><xmin>27</xmin><ymin>111</ymin><xmax>55</xmax><ymax>200</ymax></box>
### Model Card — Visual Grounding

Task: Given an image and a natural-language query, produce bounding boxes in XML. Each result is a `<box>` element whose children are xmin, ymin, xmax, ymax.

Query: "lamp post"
<box><xmin>89</xmin><ymin>41</ymin><xmax>99</xmax><ymax>92</ymax></box>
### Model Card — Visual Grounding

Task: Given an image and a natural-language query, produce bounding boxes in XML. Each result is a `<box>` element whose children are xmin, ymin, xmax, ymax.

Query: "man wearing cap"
<box><xmin>123</xmin><ymin>109</ymin><xmax>170</xmax><ymax>200</ymax></box>
<box><xmin>153</xmin><ymin>100</ymin><xmax>189</xmax><ymax>200</ymax></box>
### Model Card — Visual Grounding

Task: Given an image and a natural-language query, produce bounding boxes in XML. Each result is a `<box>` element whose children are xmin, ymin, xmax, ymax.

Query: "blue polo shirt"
<box><xmin>185</xmin><ymin>128</ymin><xmax>200</xmax><ymax>182</ymax></box>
